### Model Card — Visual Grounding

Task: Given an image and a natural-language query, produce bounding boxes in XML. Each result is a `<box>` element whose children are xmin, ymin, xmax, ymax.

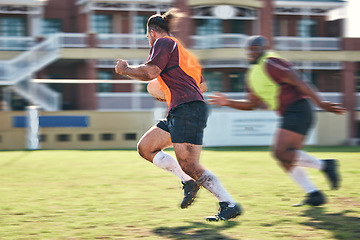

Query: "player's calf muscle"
<box><xmin>179</xmin><ymin>162</ymin><xmax>205</xmax><ymax>180</ymax></box>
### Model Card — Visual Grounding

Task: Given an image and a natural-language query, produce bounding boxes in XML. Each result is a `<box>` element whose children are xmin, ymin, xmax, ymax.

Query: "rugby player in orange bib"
<box><xmin>115</xmin><ymin>8</ymin><xmax>241</xmax><ymax>221</ymax></box>
<box><xmin>209</xmin><ymin>35</ymin><xmax>345</xmax><ymax>207</ymax></box>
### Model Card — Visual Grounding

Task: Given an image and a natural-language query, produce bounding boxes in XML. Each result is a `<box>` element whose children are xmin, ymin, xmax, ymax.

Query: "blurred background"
<box><xmin>0</xmin><ymin>0</ymin><xmax>359</xmax><ymax>150</ymax></box>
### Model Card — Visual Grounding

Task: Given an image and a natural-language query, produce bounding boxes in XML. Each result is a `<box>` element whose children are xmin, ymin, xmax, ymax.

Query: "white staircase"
<box><xmin>0</xmin><ymin>34</ymin><xmax>61</xmax><ymax>111</ymax></box>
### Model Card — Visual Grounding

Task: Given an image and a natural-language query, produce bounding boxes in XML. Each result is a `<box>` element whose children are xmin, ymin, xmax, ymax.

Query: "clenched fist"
<box><xmin>115</xmin><ymin>59</ymin><xmax>129</xmax><ymax>75</ymax></box>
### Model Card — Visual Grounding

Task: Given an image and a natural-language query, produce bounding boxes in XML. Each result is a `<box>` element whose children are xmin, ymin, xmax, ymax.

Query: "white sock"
<box><xmin>288</xmin><ymin>166</ymin><xmax>317</xmax><ymax>193</ymax></box>
<box><xmin>197</xmin><ymin>170</ymin><xmax>235</xmax><ymax>206</ymax></box>
<box><xmin>152</xmin><ymin>151</ymin><xmax>192</xmax><ymax>182</ymax></box>
<box><xmin>295</xmin><ymin>150</ymin><xmax>324</xmax><ymax>170</ymax></box>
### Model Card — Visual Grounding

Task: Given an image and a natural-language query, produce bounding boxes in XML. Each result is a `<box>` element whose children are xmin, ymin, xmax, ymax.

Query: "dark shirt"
<box><xmin>264</xmin><ymin>57</ymin><xmax>306</xmax><ymax>115</ymax></box>
<box><xmin>146</xmin><ymin>37</ymin><xmax>204</xmax><ymax>110</ymax></box>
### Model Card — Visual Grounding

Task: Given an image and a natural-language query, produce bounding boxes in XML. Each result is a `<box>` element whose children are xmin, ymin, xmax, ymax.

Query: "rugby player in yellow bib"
<box><xmin>209</xmin><ymin>35</ymin><xmax>345</xmax><ymax>207</ymax></box>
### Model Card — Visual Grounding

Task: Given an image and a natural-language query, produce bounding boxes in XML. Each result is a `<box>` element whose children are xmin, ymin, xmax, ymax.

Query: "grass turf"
<box><xmin>0</xmin><ymin>146</ymin><xmax>359</xmax><ymax>239</ymax></box>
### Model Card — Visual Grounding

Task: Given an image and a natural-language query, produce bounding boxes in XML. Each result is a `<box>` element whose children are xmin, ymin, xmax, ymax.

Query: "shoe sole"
<box><xmin>292</xmin><ymin>201</ymin><xmax>326</xmax><ymax>207</ymax></box>
<box><xmin>205</xmin><ymin>206</ymin><xmax>242</xmax><ymax>222</ymax></box>
<box><xmin>206</xmin><ymin>211</ymin><xmax>242</xmax><ymax>222</ymax></box>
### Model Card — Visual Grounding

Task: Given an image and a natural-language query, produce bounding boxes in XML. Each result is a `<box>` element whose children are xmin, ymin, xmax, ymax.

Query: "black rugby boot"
<box><xmin>293</xmin><ymin>190</ymin><xmax>327</xmax><ymax>207</ymax></box>
<box><xmin>180</xmin><ymin>180</ymin><xmax>200</xmax><ymax>209</ymax></box>
<box><xmin>206</xmin><ymin>202</ymin><xmax>242</xmax><ymax>222</ymax></box>
<box><xmin>322</xmin><ymin>159</ymin><xmax>340</xmax><ymax>190</ymax></box>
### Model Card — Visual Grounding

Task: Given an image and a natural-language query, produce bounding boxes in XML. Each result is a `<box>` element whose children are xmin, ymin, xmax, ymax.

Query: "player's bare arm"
<box><xmin>115</xmin><ymin>60</ymin><xmax>161</xmax><ymax>81</ymax></box>
<box><xmin>282</xmin><ymin>68</ymin><xmax>345</xmax><ymax>114</ymax></box>
<box><xmin>208</xmin><ymin>92</ymin><xmax>261</xmax><ymax>110</ymax></box>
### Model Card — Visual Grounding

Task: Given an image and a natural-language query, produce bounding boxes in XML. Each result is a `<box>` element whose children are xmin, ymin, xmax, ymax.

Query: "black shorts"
<box><xmin>156</xmin><ymin>101</ymin><xmax>208</xmax><ymax>145</ymax></box>
<box><xmin>280</xmin><ymin>98</ymin><xmax>314</xmax><ymax>135</ymax></box>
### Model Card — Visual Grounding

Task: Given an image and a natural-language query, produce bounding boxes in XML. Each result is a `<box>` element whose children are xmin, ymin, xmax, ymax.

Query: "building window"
<box><xmin>229</xmin><ymin>72</ymin><xmax>245</xmax><ymax>92</ymax></box>
<box><xmin>204</xmin><ymin>71</ymin><xmax>223</xmax><ymax>92</ymax></box>
<box><xmin>195</xmin><ymin>19</ymin><xmax>221</xmax><ymax>48</ymax></box>
<box><xmin>310</xmin><ymin>72</ymin><xmax>318</xmax><ymax>88</ymax></box>
<box><xmin>302</xmin><ymin>71</ymin><xmax>318</xmax><ymax>88</ymax></box>
<box><xmin>134</xmin><ymin>15</ymin><xmax>149</xmax><ymax>35</ymax></box>
<box><xmin>196</xmin><ymin>19</ymin><xmax>221</xmax><ymax>35</ymax></box>
<box><xmin>274</xmin><ymin>19</ymin><xmax>290</xmax><ymax>36</ymax></box>
<box><xmin>0</xmin><ymin>17</ymin><xmax>26</xmax><ymax>36</ymax></box>
<box><xmin>91</xmin><ymin>15</ymin><xmax>112</xmax><ymax>34</ymax></box>
<box><xmin>273</xmin><ymin>19</ymin><xmax>280</xmax><ymax>36</ymax></box>
<box><xmin>297</xmin><ymin>19</ymin><xmax>318</xmax><ymax>37</ymax></box>
<box><xmin>42</xmin><ymin>19</ymin><xmax>62</xmax><ymax>35</ymax></box>
<box><xmin>97</xmin><ymin>71</ymin><xmax>113</xmax><ymax>92</ymax></box>
<box><xmin>229</xmin><ymin>20</ymin><xmax>245</xmax><ymax>34</ymax></box>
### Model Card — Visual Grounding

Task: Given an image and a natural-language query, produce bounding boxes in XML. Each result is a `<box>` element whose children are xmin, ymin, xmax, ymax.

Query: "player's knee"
<box><xmin>272</xmin><ymin>147</ymin><xmax>296</xmax><ymax>165</ymax></box>
<box><xmin>280</xmin><ymin>162</ymin><xmax>293</xmax><ymax>172</ymax></box>
<box><xmin>137</xmin><ymin>141</ymin><xmax>147</xmax><ymax>159</ymax></box>
<box><xmin>272</xmin><ymin>148</ymin><xmax>280</xmax><ymax>160</ymax></box>
<box><xmin>137</xmin><ymin>140</ymin><xmax>161</xmax><ymax>162</ymax></box>
<box><xmin>272</xmin><ymin>148</ymin><xmax>286</xmax><ymax>163</ymax></box>
<box><xmin>272</xmin><ymin>150</ymin><xmax>290</xmax><ymax>171</ymax></box>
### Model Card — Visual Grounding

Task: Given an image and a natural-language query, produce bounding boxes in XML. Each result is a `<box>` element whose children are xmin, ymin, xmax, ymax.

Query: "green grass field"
<box><xmin>0</xmin><ymin>146</ymin><xmax>359</xmax><ymax>240</ymax></box>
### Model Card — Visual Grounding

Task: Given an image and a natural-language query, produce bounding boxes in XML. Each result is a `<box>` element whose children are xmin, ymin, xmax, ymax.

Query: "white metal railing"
<box><xmin>0</xmin><ymin>36</ymin><xmax>36</xmax><ymax>50</ymax></box>
<box><xmin>96</xmin><ymin>92</ymin><xmax>360</xmax><ymax>111</ymax></box>
<box><xmin>0</xmin><ymin>34</ymin><xmax>344</xmax><ymax>51</ymax></box>
<box><xmin>204</xmin><ymin>92</ymin><xmax>349</xmax><ymax>110</ymax></box>
<box><xmin>97</xmin><ymin>92</ymin><xmax>167</xmax><ymax>111</ymax></box>
<box><xmin>202</xmin><ymin>59</ymin><xmax>249</xmax><ymax>69</ymax></box>
<box><xmin>97</xmin><ymin>59</ymin><xmax>117</xmax><ymax>68</ymax></box>
<box><xmin>319</xmin><ymin>92</ymin><xmax>342</xmax><ymax>104</ymax></box>
<box><xmin>201</xmin><ymin>59</ymin><xmax>342</xmax><ymax>70</ymax></box>
<box><xmin>274</xmin><ymin>36</ymin><xmax>341</xmax><ymax>51</ymax></box>
<box><xmin>58</xmin><ymin>33</ymin><xmax>88</xmax><ymax>47</ymax></box>
<box><xmin>191</xmin><ymin>34</ymin><xmax>249</xmax><ymax>49</ymax></box>
<box><xmin>77</xmin><ymin>0</ymin><xmax>173</xmax><ymax>4</ymax></box>
<box><xmin>97</xmin><ymin>33</ymin><xmax>149</xmax><ymax>49</ymax></box>
<box><xmin>0</xmin><ymin>33</ymin><xmax>339</xmax><ymax>51</ymax></box>
<box><xmin>97</xmin><ymin>59</ymin><xmax>143</xmax><ymax>68</ymax></box>
<box><xmin>97</xmin><ymin>92</ymin><xmax>249</xmax><ymax>111</ymax></box>
<box><xmin>0</xmin><ymin>33</ymin><xmax>87</xmax><ymax>51</ymax></box>
<box><xmin>0</xmin><ymin>34</ymin><xmax>61</xmax><ymax>110</ymax></box>
<box><xmin>293</xmin><ymin>61</ymin><xmax>342</xmax><ymax>70</ymax></box>
<box><xmin>318</xmin><ymin>92</ymin><xmax>360</xmax><ymax>111</ymax></box>
<box><xmin>0</xmin><ymin>34</ymin><xmax>60</xmax><ymax>83</ymax></box>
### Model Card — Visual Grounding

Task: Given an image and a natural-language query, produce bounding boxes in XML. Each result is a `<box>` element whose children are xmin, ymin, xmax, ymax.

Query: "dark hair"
<box><xmin>147</xmin><ymin>8</ymin><xmax>184</xmax><ymax>34</ymax></box>
<box><xmin>245</xmin><ymin>35</ymin><xmax>269</xmax><ymax>49</ymax></box>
